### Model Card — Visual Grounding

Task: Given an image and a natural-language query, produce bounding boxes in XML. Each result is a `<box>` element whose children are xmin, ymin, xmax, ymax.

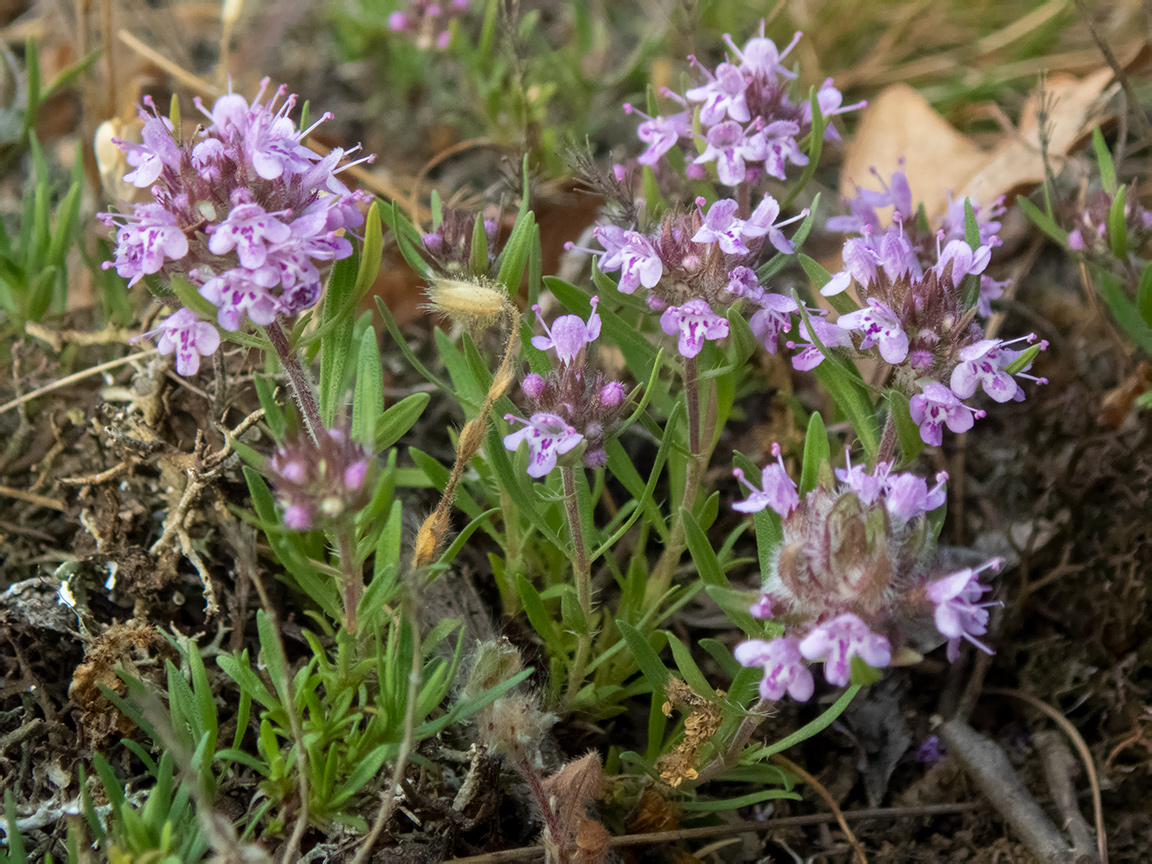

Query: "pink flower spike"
<box><xmin>799</xmin><ymin>613</ymin><xmax>892</xmax><ymax>687</ymax></box>
<box><xmin>731</xmin><ymin>443</ymin><xmax>799</xmax><ymax>516</ymax></box>
<box><xmin>735</xmin><ymin>637</ymin><xmax>815</xmax><ymax>702</ymax></box>
<box><xmin>926</xmin><ymin>557</ymin><xmax>1003</xmax><ymax>661</ymax></box>
<box><xmin>660</xmin><ymin>299</ymin><xmax>729</xmax><ymax>358</ymax></box>
<box><xmin>503</xmin><ymin>413</ymin><xmax>584</xmax><ymax>478</ymax></box>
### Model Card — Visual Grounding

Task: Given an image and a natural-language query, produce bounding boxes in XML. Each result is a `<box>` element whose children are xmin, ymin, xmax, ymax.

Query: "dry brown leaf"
<box><xmin>840</xmin><ymin>66</ymin><xmax>1122</xmax><ymax>222</ymax></box>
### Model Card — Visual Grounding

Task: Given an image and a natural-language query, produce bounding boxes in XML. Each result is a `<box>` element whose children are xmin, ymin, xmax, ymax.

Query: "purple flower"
<box><xmin>121</xmin><ymin>115</ymin><xmax>183</xmax><ymax>188</ymax></box>
<box><xmin>208</xmin><ymin>192</ymin><xmax>293</xmax><ymax>269</ymax></box>
<box><xmin>531</xmin><ymin>297</ymin><xmax>601</xmax><ymax>363</ymax></box>
<box><xmin>799</xmin><ymin>613</ymin><xmax>892</xmax><ymax>687</ymax></box>
<box><xmin>932</xmin><ymin>237</ymin><xmax>992</xmax><ymax>287</ymax></box>
<box><xmin>694</xmin><ymin>121</ymin><xmax>767</xmax><ymax>186</ymax></box>
<box><xmin>660</xmin><ymin>299</ymin><xmax>729</xmax><ymax>358</ymax></box>
<box><xmin>877</xmin><ymin>220</ymin><xmax>922</xmax><ymax>280</ymax></box>
<box><xmin>909</xmin><ymin>382</ymin><xmax>984</xmax><ymax>446</ymax></box>
<box><xmin>140</xmin><ymin>308</ymin><xmax>220</xmax><ymax>376</ymax></box>
<box><xmin>625</xmin><ymin>101</ymin><xmax>691</xmax><ymax>165</ymax></box>
<box><xmin>503</xmin><ymin>412</ymin><xmax>584</xmax><ymax>478</ymax></box>
<box><xmin>748</xmin><ymin>293</ymin><xmax>799</xmax><ymax>353</ymax></box>
<box><xmin>269</xmin><ymin>427</ymin><xmax>373</xmax><ymax>530</ymax></box>
<box><xmin>884</xmin><ymin>470</ymin><xmax>947</xmax><ymax>524</ymax></box>
<box><xmin>926</xmin><ymin>558</ymin><xmax>1003</xmax><ymax>661</ymax></box>
<box><xmin>787</xmin><ymin>316</ymin><xmax>851</xmax><ymax>371</ymax></box>
<box><xmin>977</xmin><ymin>275</ymin><xmax>1008</xmax><ymax>317</ymax></box>
<box><xmin>722</xmin><ymin>29</ymin><xmax>802</xmax><ymax>82</ymax></box>
<box><xmin>725</xmin><ymin>266</ymin><xmax>763</xmax><ymax>301</ymax></box>
<box><xmin>950</xmin><ymin>335</ymin><xmax>1048</xmax><ymax>404</ymax></box>
<box><xmin>685</xmin><ymin>61</ymin><xmax>751</xmax><ymax>125</ymax></box>
<box><xmin>802</xmin><ymin>78</ymin><xmax>866</xmax><ymax>140</ymax></box>
<box><xmin>837</xmin><ymin>298</ymin><xmax>909</xmax><ymax>364</ymax></box>
<box><xmin>199</xmin><ymin>270</ymin><xmax>279</xmax><ymax>331</ymax></box>
<box><xmin>746</xmin><ymin>194</ymin><xmax>805</xmax><ymax>255</ymax></box>
<box><xmin>835</xmin><ymin>453</ymin><xmax>890</xmax><ymax>506</ymax></box>
<box><xmin>734</xmin><ymin>637</ymin><xmax>815</xmax><ymax>702</ymax></box>
<box><xmin>99</xmin><ymin>204</ymin><xmax>189</xmax><ymax>285</ymax></box>
<box><xmin>732</xmin><ymin>443</ymin><xmax>799</xmax><ymax>516</ymax></box>
<box><xmin>760</xmin><ymin>120</ymin><xmax>808</xmax><ymax>180</ymax></box>
<box><xmin>691</xmin><ymin>198</ymin><xmax>761</xmax><ymax>256</ymax></box>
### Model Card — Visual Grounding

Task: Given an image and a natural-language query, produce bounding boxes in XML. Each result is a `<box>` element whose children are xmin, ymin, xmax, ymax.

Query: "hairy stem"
<box><xmin>337</xmin><ymin>528</ymin><xmax>362</xmax><ymax>635</ymax></box>
<box><xmin>561</xmin><ymin>464</ymin><xmax>593</xmax><ymax>709</ymax></box>
<box><xmin>876</xmin><ymin>412</ymin><xmax>898</xmax><ymax>465</ymax></box>
<box><xmin>265</xmin><ymin>318</ymin><xmax>324</xmax><ymax>444</ymax></box>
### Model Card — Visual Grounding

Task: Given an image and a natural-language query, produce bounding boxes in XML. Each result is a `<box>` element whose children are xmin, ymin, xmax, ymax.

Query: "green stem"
<box><xmin>266</xmin><ymin>317</ymin><xmax>324</xmax><ymax>444</ymax></box>
<box><xmin>560</xmin><ymin>464</ymin><xmax>593</xmax><ymax>709</ymax></box>
<box><xmin>645</xmin><ymin>356</ymin><xmax>705</xmax><ymax>604</ymax></box>
<box><xmin>337</xmin><ymin>528</ymin><xmax>362</xmax><ymax>635</ymax></box>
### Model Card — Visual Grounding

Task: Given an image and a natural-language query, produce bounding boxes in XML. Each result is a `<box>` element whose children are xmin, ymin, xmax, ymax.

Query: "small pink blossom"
<box><xmin>837</xmin><ymin>298</ymin><xmax>909</xmax><ymax>364</ymax></box>
<box><xmin>799</xmin><ymin>614</ymin><xmax>892</xmax><ymax>687</ymax></box>
<box><xmin>732</xmin><ymin>443</ymin><xmax>799</xmax><ymax>516</ymax></box>
<box><xmin>660</xmin><ymin>299</ymin><xmax>729</xmax><ymax>358</ymax></box>
<box><xmin>909</xmin><ymin>382</ymin><xmax>984</xmax><ymax>445</ymax></box>
<box><xmin>531</xmin><ymin>297</ymin><xmax>601</xmax><ymax>363</ymax></box>
<box><xmin>734</xmin><ymin>637</ymin><xmax>815</xmax><ymax>702</ymax></box>
<box><xmin>503</xmin><ymin>412</ymin><xmax>584</xmax><ymax>478</ymax></box>
<box><xmin>926</xmin><ymin>558</ymin><xmax>1003</xmax><ymax>661</ymax></box>
<box><xmin>140</xmin><ymin>308</ymin><xmax>220</xmax><ymax>376</ymax></box>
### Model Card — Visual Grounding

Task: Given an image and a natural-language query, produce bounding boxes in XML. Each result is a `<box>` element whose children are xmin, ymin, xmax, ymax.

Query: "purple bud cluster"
<box><xmin>421</xmin><ymin>207</ymin><xmax>499</xmax><ymax>275</ymax></box>
<box><xmin>1067</xmin><ymin>188</ymin><xmax>1152</xmax><ymax>256</ymax></box>
<box><xmin>99</xmin><ymin>83</ymin><xmax>373</xmax><ymax>372</ymax></box>
<box><xmin>268</xmin><ymin>428</ymin><xmax>372</xmax><ymax>531</ymax></box>
<box><xmin>820</xmin><ymin>168</ymin><xmax>1047</xmax><ymax>446</ymax></box>
<box><xmin>504</xmin><ymin>298</ymin><xmax>628</xmax><ymax>476</ymax></box>
<box><xmin>732</xmin><ymin>447</ymin><xmax>1002</xmax><ymax>701</ymax></box>
<box><xmin>389</xmin><ymin>0</ymin><xmax>470</xmax><ymax>51</ymax></box>
<box><xmin>625</xmin><ymin>25</ymin><xmax>862</xmax><ymax>186</ymax></box>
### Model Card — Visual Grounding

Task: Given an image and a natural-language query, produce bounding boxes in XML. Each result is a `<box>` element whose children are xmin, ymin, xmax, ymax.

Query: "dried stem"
<box><xmin>772</xmin><ymin>753</ymin><xmax>868</xmax><ymax>864</ymax></box>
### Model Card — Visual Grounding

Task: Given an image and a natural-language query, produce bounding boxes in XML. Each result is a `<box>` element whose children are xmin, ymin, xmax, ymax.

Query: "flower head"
<box><xmin>748</xmin><ymin>292</ymin><xmax>799</xmax><ymax>353</ymax></box>
<box><xmin>268</xmin><ymin>428</ymin><xmax>373</xmax><ymax>531</ymax></box>
<box><xmin>734</xmin><ymin>637</ymin><xmax>815</xmax><ymax>701</ymax></box>
<box><xmin>836</xmin><ymin>298</ymin><xmax>909</xmax><ymax>364</ymax></box>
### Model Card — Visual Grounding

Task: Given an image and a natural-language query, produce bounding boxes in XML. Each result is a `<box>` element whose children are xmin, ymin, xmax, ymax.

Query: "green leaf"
<box><xmin>1137</xmin><ymin>263</ymin><xmax>1152</xmax><ymax>328</ymax></box>
<box><xmin>799</xmin><ymin>411</ymin><xmax>829</xmax><ymax>494</ymax></box>
<box><xmin>495</xmin><ymin>211</ymin><xmax>536</xmax><ymax>296</ymax></box>
<box><xmin>1016</xmin><ymin>195</ymin><xmax>1070</xmax><ymax>249</ymax></box>
<box><xmin>319</xmin><ymin>251</ymin><xmax>359</xmax><ymax>425</ymax></box>
<box><xmin>1097</xmin><ymin>270</ymin><xmax>1152</xmax><ymax>353</ymax></box>
<box><xmin>254</xmin><ymin>376</ymin><xmax>286</xmax><ymax>440</ymax></box>
<box><xmin>616</xmin><ymin>621</ymin><xmax>669</xmax><ymax>692</ymax></box>
<box><xmin>256</xmin><ymin>610</ymin><xmax>292</xmax><ymax>707</ymax></box>
<box><xmin>799</xmin><ymin>253</ymin><xmax>857</xmax><ymax>315</ymax></box>
<box><xmin>753</xmin><ymin>686</ymin><xmax>860</xmax><ymax>759</ymax></box>
<box><xmin>664</xmin><ymin>631</ymin><xmax>715</xmax><ymax>698</ymax></box>
<box><xmin>1092</xmin><ymin>126</ymin><xmax>1117</xmax><ymax>194</ymax></box>
<box><xmin>354</xmin><ymin>202</ymin><xmax>384</xmax><ymax>299</ymax></box>
<box><xmin>1107</xmin><ymin>185</ymin><xmax>1129</xmax><ymax>260</ymax></box>
<box><xmin>1002</xmin><ymin>342</ymin><xmax>1044</xmax><ymax>375</ymax></box>
<box><xmin>469</xmin><ymin>209</ymin><xmax>489</xmax><ymax>276</ymax></box>
<box><xmin>887</xmin><ymin>389</ymin><xmax>924</xmax><ymax>464</ymax></box>
<box><xmin>486</xmin><ymin>423</ymin><xmax>567</xmax><ymax>551</ymax></box>
<box><xmin>681</xmin><ymin>508</ymin><xmax>725</xmax><ymax>589</ymax></box>
<box><xmin>782</xmin><ymin>86</ymin><xmax>825</xmax><ymax>209</ymax></box>
<box><xmin>381</xmin><ymin>200</ymin><xmax>431</xmax><ymax>279</ymax></box>
<box><xmin>375</xmin><ymin>392</ymin><xmax>430</xmax><ymax>451</ymax></box>
<box><xmin>4</xmin><ymin>790</ymin><xmax>25</xmax><ymax>862</ymax></box>
<box><xmin>352</xmin><ymin>326</ymin><xmax>385</xmax><ymax>448</ymax></box>
<box><xmin>681</xmin><ymin>789</ymin><xmax>800</xmax><ymax>811</ymax></box>
<box><xmin>375</xmin><ymin>296</ymin><xmax>450</xmax><ymax>393</ymax></box>
<box><xmin>850</xmin><ymin>655</ymin><xmax>885</xmax><ymax>686</ymax></box>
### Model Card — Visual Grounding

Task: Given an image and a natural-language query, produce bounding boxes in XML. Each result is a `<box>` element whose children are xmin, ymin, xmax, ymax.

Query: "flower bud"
<box><xmin>599</xmin><ymin>381</ymin><xmax>625</xmax><ymax>407</ymax></box>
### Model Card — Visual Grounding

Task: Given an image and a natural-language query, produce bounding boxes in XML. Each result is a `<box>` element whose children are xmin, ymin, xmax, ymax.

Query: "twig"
<box><xmin>771</xmin><ymin>754</ymin><xmax>868</xmax><ymax>864</ymax></box>
<box><xmin>0</xmin><ymin>349</ymin><xmax>157</xmax><ymax>416</ymax></box>
<box><xmin>1036</xmin><ymin>731</ymin><xmax>1098</xmax><ymax>862</ymax></box>
<box><xmin>1072</xmin><ymin>0</ymin><xmax>1150</xmax><ymax>139</ymax></box>
<box><xmin>0</xmin><ymin>485</ymin><xmax>65</xmax><ymax>511</ymax></box>
<box><xmin>939</xmin><ymin>717</ymin><xmax>1075</xmax><ymax>863</ymax></box>
<box><xmin>443</xmin><ymin>803</ymin><xmax>980</xmax><ymax>863</ymax></box>
<box><xmin>986</xmin><ymin>687</ymin><xmax>1107</xmax><ymax>864</ymax></box>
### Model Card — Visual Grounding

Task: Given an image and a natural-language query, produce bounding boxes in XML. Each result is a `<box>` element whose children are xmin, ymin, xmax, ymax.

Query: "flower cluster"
<box><xmin>572</xmin><ymin>194</ymin><xmax>809</xmax><ymax>359</ymax></box>
<box><xmin>504</xmin><ymin>298</ymin><xmax>629</xmax><ymax>476</ymax></box>
<box><xmin>1066</xmin><ymin>188</ymin><xmax>1152</xmax><ymax>258</ymax></box>
<box><xmin>625</xmin><ymin>25</ymin><xmax>862</xmax><ymax>186</ymax></box>
<box><xmin>389</xmin><ymin>0</ymin><xmax>470</xmax><ymax>50</ymax></box>
<box><xmin>99</xmin><ymin>83</ymin><xmax>372</xmax><ymax>372</ymax></box>
<box><xmin>819</xmin><ymin>168</ymin><xmax>1047</xmax><ymax>445</ymax></box>
<box><xmin>268</xmin><ymin>428</ymin><xmax>372</xmax><ymax>531</ymax></box>
<box><xmin>732</xmin><ymin>447</ymin><xmax>1002</xmax><ymax>701</ymax></box>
